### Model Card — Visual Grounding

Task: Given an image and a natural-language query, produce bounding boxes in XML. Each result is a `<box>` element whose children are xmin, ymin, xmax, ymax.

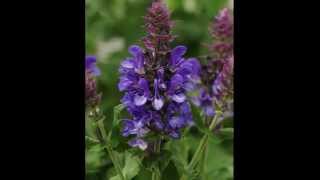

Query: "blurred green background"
<box><xmin>86</xmin><ymin>0</ymin><xmax>233</xmax><ymax>179</ymax></box>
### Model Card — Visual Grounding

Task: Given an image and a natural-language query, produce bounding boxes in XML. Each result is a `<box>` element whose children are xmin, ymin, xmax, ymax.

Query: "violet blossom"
<box><xmin>118</xmin><ymin>1</ymin><xmax>200</xmax><ymax>150</ymax></box>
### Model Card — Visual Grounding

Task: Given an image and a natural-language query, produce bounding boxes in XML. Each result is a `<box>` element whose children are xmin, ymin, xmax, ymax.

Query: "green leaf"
<box><xmin>165</xmin><ymin>137</ymin><xmax>197</xmax><ymax>177</ymax></box>
<box><xmin>86</xmin><ymin>136</ymin><xmax>99</xmax><ymax>147</ymax></box>
<box><xmin>113</xmin><ymin>104</ymin><xmax>125</xmax><ymax>128</ymax></box>
<box><xmin>141</xmin><ymin>149</ymin><xmax>172</xmax><ymax>172</ymax></box>
<box><xmin>108</xmin><ymin>104</ymin><xmax>125</xmax><ymax>140</ymax></box>
<box><xmin>110</xmin><ymin>151</ymin><xmax>141</xmax><ymax>180</ymax></box>
<box><xmin>203</xmin><ymin>137</ymin><xmax>233</xmax><ymax>179</ymax></box>
<box><xmin>215</xmin><ymin>128</ymin><xmax>234</xmax><ymax>143</ymax></box>
<box><xmin>190</xmin><ymin>103</ymin><xmax>207</xmax><ymax>134</ymax></box>
<box><xmin>86</xmin><ymin>144</ymin><xmax>109</xmax><ymax>173</ymax></box>
<box><xmin>159</xmin><ymin>150</ymin><xmax>172</xmax><ymax>171</ymax></box>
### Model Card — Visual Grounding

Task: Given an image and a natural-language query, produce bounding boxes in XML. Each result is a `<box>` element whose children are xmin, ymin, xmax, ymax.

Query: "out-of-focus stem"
<box><xmin>180</xmin><ymin>111</ymin><xmax>222</xmax><ymax>180</ymax></box>
<box><xmin>152</xmin><ymin>138</ymin><xmax>161</xmax><ymax>180</ymax></box>
<box><xmin>90</xmin><ymin>108</ymin><xmax>126</xmax><ymax>180</ymax></box>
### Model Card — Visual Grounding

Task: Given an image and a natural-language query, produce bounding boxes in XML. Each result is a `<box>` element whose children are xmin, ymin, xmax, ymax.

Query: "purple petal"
<box><xmin>128</xmin><ymin>138</ymin><xmax>148</xmax><ymax>150</ymax></box>
<box><xmin>168</xmin><ymin>74</ymin><xmax>184</xmax><ymax>94</ymax></box>
<box><xmin>136</xmin><ymin>126</ymin><xmax>150</xmax><ymax>137</ymax></box>
<box><xmin>153</xmin><ymin>97</ymin><xmax>164</xmax><ymax>110</ymax></box>
<box><xmin>171</xmin><ymin>46</ymin><xmax>187</xmax><ymax>67</ymax></box>
<box><xmin>157</xmin><ymin>68</ymin><xmax>167</xmax><ymax>89</ymax></box>
<box><xmin>122</xmin><ymin>119</ymin><xmax>149</xmax><ymax>137</ymax></box>
<box><xmin>187</xmin><ymin>58</ymin><xmax>201</xmax><ymax>74</ymax></box>
<box><xmin>153</xmin><ymin>119</ymin><xmax>164</xmax><ymax>130</ymax></box>
<box><xmin>180</xmin><ymin>102</ymin><xmax>191</xmax><ymax>114</ymax></box>
<box><xmin>169</xmin><ymin>116</ymin><xmax>185</xmax><ymax>129</ymax></box>
<box><xmin>118</xmin><ymin>77</ymin><xmax>133</xmax><ymax>91</ymax></box>
<box><xmin>152</xmin><ymin>79</ymin><xmax>164</xmax><ymax>110</ymax></box>
<box><xmin>121</xmin><ymin>93</ymin><xmax>133</xmax><ymax>107</ymax></box>
<box><xmin>138</xmin><ymin>78</ymin><xmax>151</xmax><ymax>98</ymax></box>
<box><xmin>167</xmin><ymin>102</ymin><xmax>179</xmax><ymax>115</ymax></box>
<box><xmin>129</xmin><ymin>45</ymin><xmax>142</xmax><ymax>56</ymax></box>
<box><xmin>92</xmin><ymin>66</ymin><xmax>101</xmax><ymax>76</ymax></box>
<box><xmin>204</xmin><ymin>105</ymin><xmax>215</xmax><ymax>117</ymax></box>
<box><xmin>183</xmin><ymin>82</ymin><xmax>195</xmax><ymax>91</ymax></box>
<box><xmin>128</xmin><ymin>45</ymin><xmax>145</xmax><ymax>74</ymax></box>
<box><xmin>168</xmin><ymin>130</ymin><xmax>180</xmax><ymax>139</ymax></box>
<box><xmin>121</xmin><ymin>58</ymin><xmax>135</xmax><ymax>69</ymax></box>
<box><xmin>85</xmin><ymin>55</ymin><xmax>100</xmax><ymax>76</ymax></box>
<box><xmin>172</xmin><ymin>93</ymin><xmax>186</xmax><ymax>103</ymax></box>
<box><xmin>122</xmin><ymin>120</ymin><xmax>135</xmax><ymax>137</ymax></box>
<box><xmin>85</xmin><ymin>55</ymin><xmax>96</xmax><ymax>68</ymax></box>
<box><xmin>134</xmin><ymin>94</ymin><xmax>147</xmax><ymax>106</ymax></box>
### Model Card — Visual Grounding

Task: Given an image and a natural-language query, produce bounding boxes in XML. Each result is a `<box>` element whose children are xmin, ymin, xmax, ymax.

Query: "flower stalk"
<box><xmin>180</xmin><ymin>110</ymin><xmax>222</xmax><ymax>180</ymax></box>
<box><xmin>88</xmin><ymin>107</ymin><xmax>126</xmax><ymax>180</ymax></box>
<box><xmin>152</xmin><ymin>138</ymin><xmax>162</xmax><ymax>180</ymax></box>
<box><xmin>86</xmin><ymin>55</ymin><xmax>125</xmax><ymax>180</ymax></box>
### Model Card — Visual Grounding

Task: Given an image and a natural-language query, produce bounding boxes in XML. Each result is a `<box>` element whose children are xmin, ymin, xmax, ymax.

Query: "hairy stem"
<box><xmin>152</xmin><ymin>138</ymin><xmax>162</xmax><ymax>180</ymax></box>
<box><xmin>180</xmin><ymin>111</ymin><xmax>222</xmax><ymax>180</ymax></box>
<box><xmin>89</xmin><ymin>108</ymin><xmax>126</xmax><ymax>180</ymax></box>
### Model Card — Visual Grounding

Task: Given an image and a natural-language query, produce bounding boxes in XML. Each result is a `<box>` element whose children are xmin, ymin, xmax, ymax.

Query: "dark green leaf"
<box><xmin>110</xmin><ymin>151</ymin><xmax>141</xmax><ymax>180</ymax></box>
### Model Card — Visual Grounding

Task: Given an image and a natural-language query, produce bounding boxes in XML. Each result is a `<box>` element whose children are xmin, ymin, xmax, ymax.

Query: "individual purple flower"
<box><xmin>133</xmin><ymin>78</ymin><xmax>152</xmax><ymax>106</ymax></box>
<box><xmin>122</xmin><ymin>119</ymin><xmax>150</xmax><ymax>137</ymax></box>
<box><xmin>152</xmin><ymin>79</ymin><xmax>164</xmax><ymax>110</ymax></box>
<box><xmin>86</xmin><ymin>56</ymin><xmax>101</xmax><ymax>108</ymax></box>
<box><xmin>86</xmin><ymin>55</ymin><xmax>101</xmax><ymax>76</ymax></box>
<box><xmin>192</xmin><ymin>88</ymin><xmax>215</xmax><ymax>117</ymax></box>
<box><xmin>128</xmin><ymin>138</ymin><xmax>148</xmax><ymax>151</ymax></box>
<box><xmin>118</xmin><ymin>1</ymin><xmax>200</xmax><ymax>150</ymax></box>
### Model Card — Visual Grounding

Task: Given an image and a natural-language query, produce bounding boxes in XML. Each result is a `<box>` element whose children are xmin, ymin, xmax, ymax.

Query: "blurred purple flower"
<box><xmin>192</xmin><ymin>8</ymin><xmax>233</xmax><ymax>118</ymax></box>
<box><xmin>86</xmin><ymin>55</ymin><xmax>100</xmax><ymax>76</ymax></box>
<box><xmin>211</xmin><ymin>8</ymin><xmax>233</xmax><ymax>39</ymax></box>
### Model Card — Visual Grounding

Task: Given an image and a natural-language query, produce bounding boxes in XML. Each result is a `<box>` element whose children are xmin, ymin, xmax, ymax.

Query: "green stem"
<box><xmin>180</xmin><ymin>111</ymin><xmax>222</xmax><ymax>180</ymax></box>
<box><xmin>90</xmin><ymin>108</ymin><xmax>126</xmax><ymax>180</ymax></box>
<box><xmin>200</xmin><ymin>140</ymin><xmax>209</xmax><ymax>180</ymax></box>
<box><xmin>152</xmin><ymin>139</ymin><xmax>161</xmax><ymax>180</ymax></box>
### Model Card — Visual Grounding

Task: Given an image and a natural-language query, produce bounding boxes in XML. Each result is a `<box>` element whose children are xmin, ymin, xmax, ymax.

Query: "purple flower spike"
<box><xmin>118</xmin><ymin>1</ymin><xmax>200</xmax><ymax>150</ymax></box>
<box><xmin>213</xmin><ymin>8</ymin><xmax>233</xmax><ymax>38</ymax></box>
<box><xmin>193</xmin><ymin>8</ymin><xmax>233</xmax><ymax>118</ymax></box>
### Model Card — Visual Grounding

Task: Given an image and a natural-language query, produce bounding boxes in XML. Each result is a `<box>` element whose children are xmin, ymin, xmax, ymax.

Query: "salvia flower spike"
<box><xmin>192</xmin><ymin>8</ymin><xmax>234</xmax><ymax>118</ymax></box>
<box><xmin>118</xmin><ymin>0</ymin><xmax>200</xmax><ymax>150</ymax></box>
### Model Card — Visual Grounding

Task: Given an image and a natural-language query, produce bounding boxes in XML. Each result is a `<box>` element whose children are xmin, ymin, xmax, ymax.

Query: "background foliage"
<box><xmin>86</xmin><ymin>0</ymin><xmax>233</xmax><ymax>179</ymax></box>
